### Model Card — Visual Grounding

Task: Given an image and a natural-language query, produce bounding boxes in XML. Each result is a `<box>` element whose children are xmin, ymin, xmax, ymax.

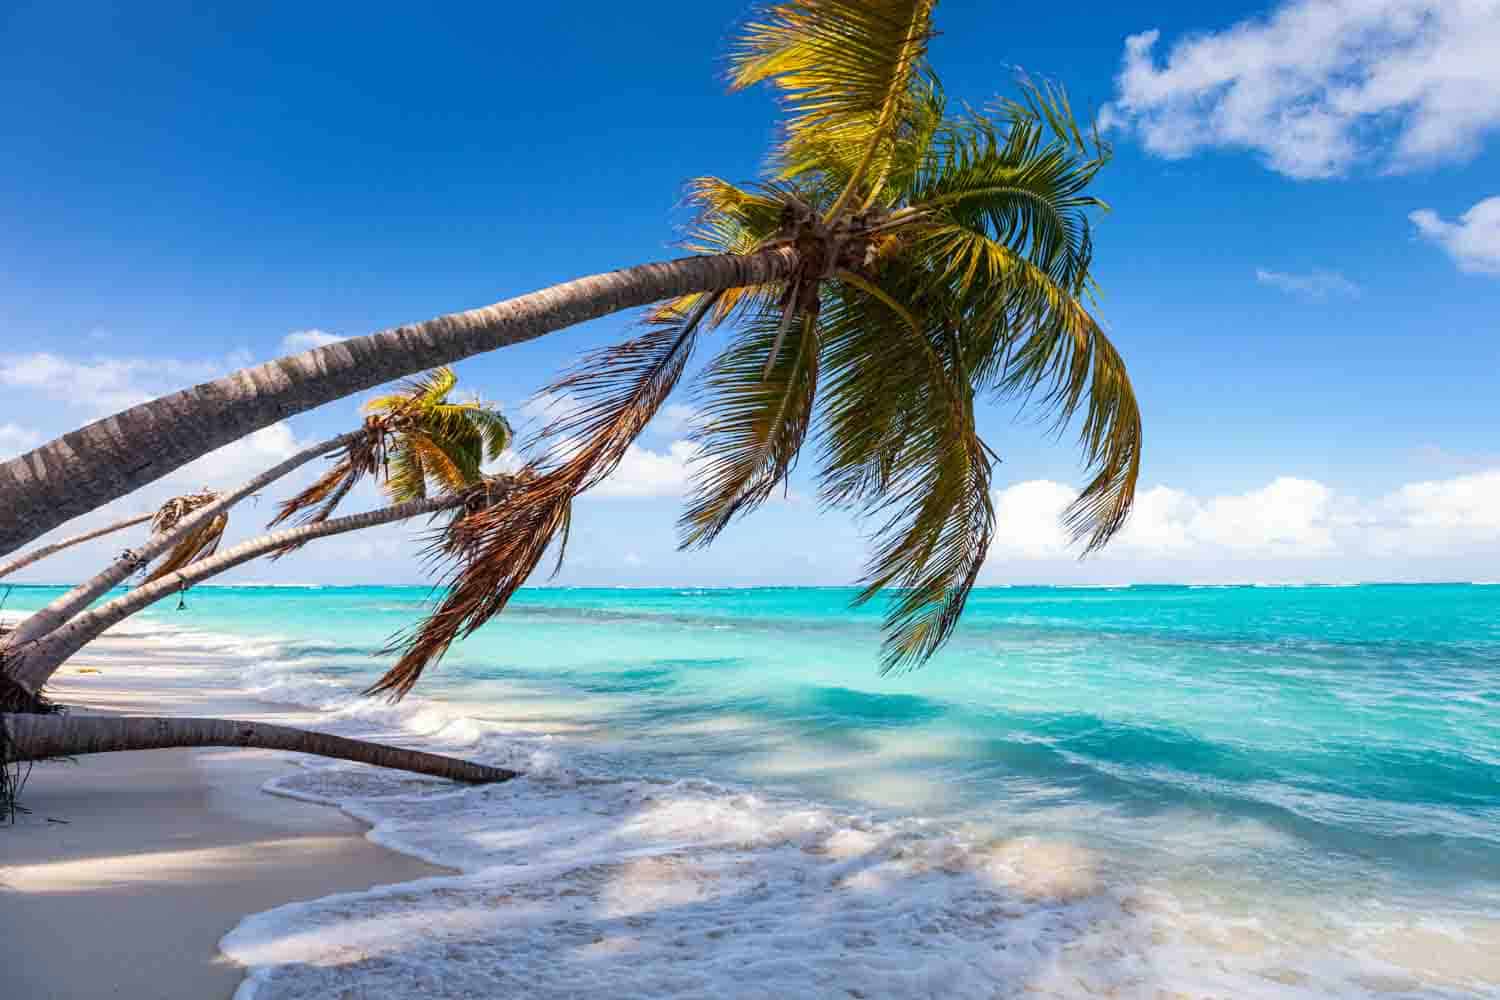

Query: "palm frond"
<box><xmin>367</xmin><ymin>296</ymin><xmax>718</xmax><ymax>699</ymax></box>
<box><xmin>680</xmin><ymin>306</ymin><xmax>820</xmax><ymax>548</ymax></box>
<box><xmin>817</xmin><ymin>280</ymin><xmax>995</xmax><ymax>672</ymax></box>
<box><xmin>142</xmin><ymin>512</ymin><xmax>229</xmax><ymax>584</ymax></box>
<box><xmin>730</xmin><ymin>0</ymin><xmax>937</xmax><ymax>212</ymax></box>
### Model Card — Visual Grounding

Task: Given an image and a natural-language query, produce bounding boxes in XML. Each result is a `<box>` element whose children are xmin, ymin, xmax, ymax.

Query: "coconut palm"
<box><xmin>2</xmin><ymin>369</ymin><xmax>508</xmax><ymax>655</ymax></box>
<box><xmin>4</xmin><ymin>478</ymin><xmax>512</xmax><ymax>698</ymax></box>
<box><xmin>267</xmin><ymin>367</ymin><xmax>511</xmax><ymax>542</ymax></box>
<box><xmin>1</xmin><ymin>480</ymin><xmax>519</xmax><ymax>812</ymax></box>
<box><xmin>365</xmin><ymin>2</ymin><xmax>1140</xmax><ymax>698</ymax></box>
<box><xmin>0</xmin><ymin>433</ymin><xmax>365</xmax><ymax>655</ymax></box>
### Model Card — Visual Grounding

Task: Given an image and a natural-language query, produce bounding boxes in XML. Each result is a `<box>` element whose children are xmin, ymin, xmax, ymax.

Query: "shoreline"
<box><xmin>0</xmin><ymin>626</ymin><xmax>451</xmax><ymax>1000</ymax></box>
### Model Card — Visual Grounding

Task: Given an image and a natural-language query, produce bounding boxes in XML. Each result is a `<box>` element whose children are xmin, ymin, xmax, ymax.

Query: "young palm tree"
<box><xmin>267</xmin><ymin>367</ymin><xmax>511</xmax><ymax>542</ymax></box>
<box><xmin>0</xmin><ymin>379</ymin><xmax>509</xmax><ymax>699</ymax></box>
<box><xmin>366</xmin><ymin>1</ymin><xmax>1140</xmax><ymax>697</ymax></box>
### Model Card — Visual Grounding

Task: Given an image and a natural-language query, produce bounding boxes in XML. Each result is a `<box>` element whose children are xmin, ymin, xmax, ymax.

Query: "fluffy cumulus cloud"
<box><xmin>1255</xmin><ymin>268</ymin><xmax>1362</xmax><ymax>299</ymax></box>
<box><xmin>1410</xmin><ymin>197</ymin><xmax>1500</xmax><ymax>275</ymax></box>
<box><xmin>281</xmin><ymin>329</ymin><xmax>345</xmax><ymax>352</ymax></box>
<box><xmin>1103</xmin><ymin>1</ymin><xmax>1500</xmax><ymax>178</ymax></box>
<box><xmin>987</xmin><ymin>469</ymin><xmax>1500</xmax><ymax>577</ymax></box>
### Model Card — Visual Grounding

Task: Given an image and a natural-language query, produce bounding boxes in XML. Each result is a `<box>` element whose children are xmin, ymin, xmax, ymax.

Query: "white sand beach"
<box><xmin>0</xmin><ymin>627</ymin><xmax>450</xmax><ymax>1000</ymax></box>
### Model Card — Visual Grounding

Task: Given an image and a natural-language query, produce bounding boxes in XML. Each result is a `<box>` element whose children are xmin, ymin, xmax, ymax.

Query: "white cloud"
<box><xmin>0</xmin><ymin>353</ymin><xmax>223</xmax><ymax>413</ymax></box>
<box><xmin>172</xmin><ymin>422</ymin><xmax>304</xmax><ymax>490</ymax></box>
<box><xmin>1410</xmin><ymin>197</ymin><xmax>1500</xmax><ymax>275</ymax></box>
<box><xmin>1255</xmin><ymin>268</ymin><xmax>1361</xmax><ymax>299</ymax></box>
<box><xmin>987</xmin><ymin>470</ymin><xmax>1500</xmax><ymax>569</ymax></box>
<box><xmin>1104</xmin><ymin>1</ymin><xmax>1500</xmax><ymax>178</ymax></box>
<box><xmin>281</xmin><ymin>329</ymin><xmax>345</xmax><ymax>352</ymax></box>
<box><xmin>0</xmin><ymin>422</ymin><xmax>42</xmax><ymax>458</ymax></box>
<box><xmin>591</xmin><ymin>441</ymin><xmax>699</xmax><ymax>499</ymax></box>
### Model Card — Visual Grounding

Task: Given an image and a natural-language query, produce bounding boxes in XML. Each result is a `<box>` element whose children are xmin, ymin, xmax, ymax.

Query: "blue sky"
<box><xmin>2</xmin><ymin>0</ymin><xmax>1498</xmax><ymax>586</ymax></box>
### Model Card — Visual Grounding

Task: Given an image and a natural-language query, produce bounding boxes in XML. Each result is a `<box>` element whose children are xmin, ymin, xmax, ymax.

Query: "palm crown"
<box><xmin>370</xmin><ymin>0</ymin><xmax>1141</xmax><ymax>697</ymax></box>
<box><xmin>269</xmin><ymin>367</ymin><xmax>511</xmax><ymax>541</ymax></box>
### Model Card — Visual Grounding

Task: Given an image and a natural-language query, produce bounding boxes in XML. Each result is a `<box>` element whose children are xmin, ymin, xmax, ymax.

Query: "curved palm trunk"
<box><xmin>3</xmin><ymin>430</ymin><xmax>362</xmax><ymax>650</ymax></box>
<box><xmin>3</xmin><ymin>713</ymin><xmax>515</xmax><ymax>784</ymax></box>
<box><xmin>0</xmin><ymin>249</ymin><xmax>797</xmax><ymax>558</ymax></box>
<box><xmin>3</xmin><ymin>494</ymin><xmax>460</xmax><ymax>695</ymax></box>
<box><xmin>0</xmin><ymin>512</ymin><xmax>153</xmax><ymax>582</ymax></box>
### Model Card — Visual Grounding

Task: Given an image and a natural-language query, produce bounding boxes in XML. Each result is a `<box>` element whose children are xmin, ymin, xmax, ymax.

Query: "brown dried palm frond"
<box><xmin>365</xmin><ymin>296</ymin><xmax>720</xmax><ymax>700</ymax></box>
<box><xmin>142</xmin><ymin>511</ymin><xmax>229</xmax><ymax>584</ymax></box>
<box><xmin>150</xmin><ymin>491</ymin><xmax>220</xmax><ymax>535</ymax></box>
<box><xmin>263</xmin><ymin>420</ymin><xmax>387</xmax><ymax>557</ymax></box>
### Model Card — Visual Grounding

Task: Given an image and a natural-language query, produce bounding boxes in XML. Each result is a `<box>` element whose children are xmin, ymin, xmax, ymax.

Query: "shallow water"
<box><xmin>9</xmin><ymin>583</ymin><xmax>1500</xmax><ymax>997</ymax></box>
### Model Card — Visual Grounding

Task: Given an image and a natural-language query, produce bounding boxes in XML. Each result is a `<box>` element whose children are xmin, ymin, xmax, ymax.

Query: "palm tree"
<box><xmin>266</xmin><ymin>367</ymin><xmax>511</xmax><ymax>541</ymax></box>
<box><xmin>0</xmin><ymin>250</ymin><xmax>794</xmax><ymax>558</ymax></box>
<box><xmin>5</xmin><ymin>482</ymin><xmax>508</xmax><ymax>697</ymax></box>
<box><xmin>2</xmin><ymin>369</ymin><xmax>508</xmax><ymax>654</ymax></box>
<box><xmin>1</xmin><ymin>376</ymin><xmax>509</xmax><ymax>699</ymax></box>
<box><xmin>366</xmin><ymin>2</ymin><xmax>1140</xmax><ymax>697</ymax></box>
<box><xmin>1</xmin><ymin>480</ymin><xmax>519</xmax><ymax>814</ymax></box>
<box><xmin>0</xmin><ymin>511</ymin><xmax>155</xmax><ymax>582</ymax></box>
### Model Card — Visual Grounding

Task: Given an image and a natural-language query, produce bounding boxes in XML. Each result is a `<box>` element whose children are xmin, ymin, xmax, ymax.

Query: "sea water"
<box><xmin>6</xmin><ymin>583</ymin><xmax>1499</xmax><ymax>997</ymax></box>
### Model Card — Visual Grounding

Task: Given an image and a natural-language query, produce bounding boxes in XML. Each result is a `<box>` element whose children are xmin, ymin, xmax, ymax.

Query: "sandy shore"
<box><xmin>0</xmin><ymin>627</ymin><xmax>450</xmax><ymax>1000</ymax></box>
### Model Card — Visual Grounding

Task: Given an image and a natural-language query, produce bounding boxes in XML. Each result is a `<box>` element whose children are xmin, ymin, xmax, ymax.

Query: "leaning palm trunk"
<box><xmin>0</xmin><ymin>512</ymin><xmax>154</xmax><ymax>582</ymax></box>
<box><xmin>0</xmin><ymin>249</ymin><xmax>798</xmax><ymax>558</ymax></box>
<box><xmin>3</xmin><ymin>430</ymin><xmax>363</xmax><ymax>650</ymax></box>
<box><xmin>2</xmin><ymin>494</ymin><xmax>460</xmax><ymax>696</ymax></box>
<box><xmin>2</xmin><ymin>713</ymin><xmax>515</xmax><ymax>784</ymax></box>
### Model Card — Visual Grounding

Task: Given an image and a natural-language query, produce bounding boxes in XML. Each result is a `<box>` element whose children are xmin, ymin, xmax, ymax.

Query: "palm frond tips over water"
<box><xmin>367</xmin><ymin>297</ymin><xmax>720</xmax><ymax>699</ymax></box>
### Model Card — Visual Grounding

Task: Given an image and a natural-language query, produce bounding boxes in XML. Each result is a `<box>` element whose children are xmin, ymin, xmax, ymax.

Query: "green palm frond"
<box><xmin>818</xmin><ymin>282</ymin><xmax>995</xmax><ymax>672</ymax></box>
<box><xmin>680</xmin><ymin>305</ymin><xmax>820</xmax><ymax>548</ymax></box>
<box><xmin>385</xmin><ymin>443</ymin><xmax>428</xmax><ymax>503</ymax></box>
<box><xmin>367</xmin><ymin>296</ymin><xmax>718</xmax><ymax>699</ymax></box>
<box><xmin>731</xmin><ymin>0</ymin><xmax>937</xmax><ymax>212</ymax></box>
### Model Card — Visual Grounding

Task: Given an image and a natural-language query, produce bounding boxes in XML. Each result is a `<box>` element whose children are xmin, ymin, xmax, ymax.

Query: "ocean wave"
<box><xmin>210</xmin><ymin>649</ymin><xmax>1500</xmax><ymax>999</ymax></box>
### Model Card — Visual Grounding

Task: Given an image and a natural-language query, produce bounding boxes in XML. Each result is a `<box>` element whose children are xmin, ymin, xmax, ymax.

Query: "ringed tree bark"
<box><xmin>0</xmin><ymin>249</ymin><xmax>798</xmax><ymax>559</ymax></box>
<box><xmin>2</xmin><ymin>493</ymin><xmax>465</xmax><ymax>697</ymax></box>
<box><xmin>0</xmin><ymin>512</ymin><xmax>154</xmax><ymax>582</ymax></box>
<box><xmin>2</xmin><ymin>430</ymin><xmax>364</xmax><ymax>651</ymax></box>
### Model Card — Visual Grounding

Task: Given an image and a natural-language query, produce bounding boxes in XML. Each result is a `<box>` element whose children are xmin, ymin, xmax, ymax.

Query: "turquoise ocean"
<box><xmin>7</xmin><ymin>582</ymin><xmax>1500</xmax><ymax>997</ymax></box>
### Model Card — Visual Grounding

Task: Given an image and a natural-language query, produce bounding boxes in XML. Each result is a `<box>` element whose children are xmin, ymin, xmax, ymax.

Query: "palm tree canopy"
<box><xmin>269</xmin><ymin>367</ymin><xmax>511</xmax><ymax>539</ymax></box>
<box><xmin>369</xmin><ymin>0</ymin><xmax>1141</xmax><ymax>699</ymax></box>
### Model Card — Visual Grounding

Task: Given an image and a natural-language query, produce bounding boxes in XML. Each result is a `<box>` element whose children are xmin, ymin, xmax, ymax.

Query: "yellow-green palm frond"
<box><xmin>901</xmin><ymin>90</ymin><xmax>1109</xmax><ymax>294</ymax></box>
<box><xmin>817</xmin><ymin>282</ymin><xmax>995</xmax><ymax>673</ymax></box>
<box><xmin>679</xmin><ymin>304</ymin><xmax>820</xmax><ymax>548</ymax></box>
<box><xmin>405</xmin><ymin>432</ymin><xmax>473</xmax><ymax>496</ymax></box>
<box><xmin>142</xmin><ymin>511</ymin><xmax>228</xmax><ymax>584</ymax></box>
<box><xmin>730</xmin><ymin>0</ymin><xmax>938</xmax><ymax>212</ymax></box>
<box><xmin>385</xmin><ymin>442</ymin><xmax>429</xmax><ymax>503</ymax></box>
<box><xmin>908</xmin><ymin>222</ymin><xmax>1139</xmax><ymax>551</ymax></box>
<box><xmin>364</xmin><ymin>366</ymin><xmax>460</xmax><ymax>416</ymax></box>
<box><xmin>999</xmin><ymin>295</ymin><xmax>1140</xmax><ymax>554</ymax></box>
<box><xmin>368</xmin><ymin>297</ymin><xmax>719</xmax><ymax>700</ymax></box>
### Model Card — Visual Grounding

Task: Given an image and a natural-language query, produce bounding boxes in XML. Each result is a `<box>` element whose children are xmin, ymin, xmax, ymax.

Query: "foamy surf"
<box><xmin>216</xmin><ymin>641</ymin><xmax>1496</xmax><ymax>999</ymax></box>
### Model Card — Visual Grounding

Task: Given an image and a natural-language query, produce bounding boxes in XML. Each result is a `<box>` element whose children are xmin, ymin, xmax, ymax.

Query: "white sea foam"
<box><xmin>203</xmin><ymin>639</ymin><xmax>1498</xmax><ymax>999</ymax></box>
